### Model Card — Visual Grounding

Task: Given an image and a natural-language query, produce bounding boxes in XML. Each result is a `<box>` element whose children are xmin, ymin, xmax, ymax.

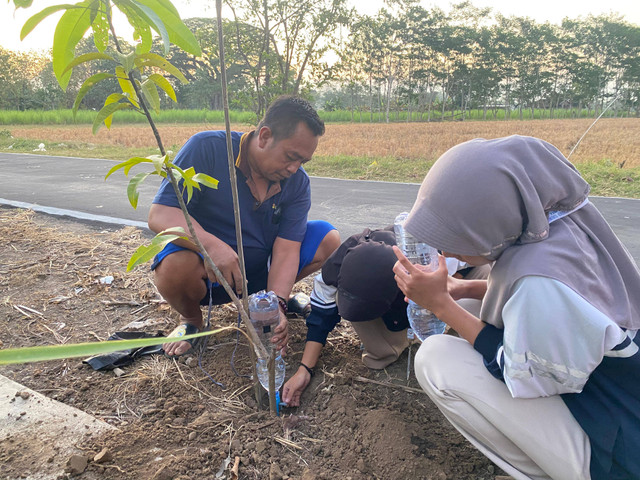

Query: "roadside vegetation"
<box><xmin>0</xmin><ymin>107</ymin><xmax>632</xmax><ymax>126</ymax></box>
<box><xmin>2</xmin><ymin>118</ymin><xmax>639</xmax><ymax>198</ymax></box>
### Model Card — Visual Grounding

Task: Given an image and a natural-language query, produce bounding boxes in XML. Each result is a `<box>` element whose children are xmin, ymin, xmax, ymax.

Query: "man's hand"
<box><xmin>282</xmin><ymin>367</ymin><xmax>311</xmax><ymax>407</ymax></box>
<box><xmin>271</xmin><ymin>310</ymin><xmax>289</xmax><ymax>354</ymax></box>
<box><xmin>203</xmin><ymin>239</ymin><xmax>243</xmax><ymax>295</ymax></box>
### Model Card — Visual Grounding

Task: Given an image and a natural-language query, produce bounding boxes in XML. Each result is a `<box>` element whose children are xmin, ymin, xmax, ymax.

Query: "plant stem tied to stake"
<box><xmin>108</xmin><ymin>5</ymin><xmax>269</xmax><ymax>372</ymax></box>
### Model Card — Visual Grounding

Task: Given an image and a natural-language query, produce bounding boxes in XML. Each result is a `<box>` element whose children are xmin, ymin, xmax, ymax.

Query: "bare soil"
<box><xmin>0</xmin><ymin>207</ymin><xmax>503</xmax><ymax>480</ymax></box>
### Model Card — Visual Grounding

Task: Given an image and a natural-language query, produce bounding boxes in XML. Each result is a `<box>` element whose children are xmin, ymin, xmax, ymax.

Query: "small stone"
<box><xmin>301</xmin><ymin>468</ymin><xmax>316</xmax><ymax>480</ymax></box>
<box><xmin>17</xmin><ymin>391</ymin><xmax>30</xmax><ymax>400</ymax></box>
<box><xmin>356</xmin><ymin>458</ymin><xmax>366</xmax><ymax>472</ymax></box>
<box><xmin>113</xmin><ymin>368</ymin><xmax>125</xmax><ymax>377</ymax></box>
<box><xmin>93</xmin><ymin>447</ymin><xmax>113</xmax><ymax>464</ymax></box>
<box><xmin>487</xmin><ymin>465</ymin><xmax>495</xmax><ymax>474</ymax></box>
<box><xmin>185</xmin><ymin>357</ymin><xmax>196</xmax><ymax>367</ymax></box>
<box><xmin>255</xmin><ymin>440</ymin><xmax>268</xmax><ymax>454</ymax></box>
<box><xmin>65</xmin><ymin>455</ymin><xmax>88</xmax><ymax>475</ymax></box>
<box><xmin>188</xmin><ymin>431</ymin><xmax>197</xmax><ymax>441</ymax></box>
<box><xmin>151</xmin><ymin>465</ymin><xmax>175</xmax><ymax>480</ymax></box>
<box><xmin>172</xmin><ymin>417</ymin><xmax>187</xmax><ymax>426</ymax></box>
<box><xmin>269</xmin><ymin>462</ymin><xmax>283</xmax><ymax>480</ymax></box>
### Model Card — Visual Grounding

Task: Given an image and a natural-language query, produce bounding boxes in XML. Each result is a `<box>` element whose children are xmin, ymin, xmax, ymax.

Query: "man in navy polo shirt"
<box><xmin>149</xmin><ymin>96</ymin><xmax>340</xmax><ymax>357</ymax></box>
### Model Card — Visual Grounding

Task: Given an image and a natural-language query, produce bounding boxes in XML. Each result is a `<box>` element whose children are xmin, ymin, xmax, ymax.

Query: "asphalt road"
<box><xmin>2</xmin><ymin>152</ymin><xmax>639</xmax><ymax>263</ymax></box>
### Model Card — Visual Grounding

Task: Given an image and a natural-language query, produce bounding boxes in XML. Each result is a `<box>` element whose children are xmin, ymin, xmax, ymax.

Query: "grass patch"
<box><xmin>0</xmin><ymin>109</ymin><xmax>257</xmax><ymax>126</ymax></box>
<box><xmin>305</xmin><ymin>155</ymin><xmax>436</xmax><ymax>183</ymax></box>
<box><xmin>579</xmin><ymin>160</ymin><xmax>640</xmax><ymax>198</ymax></box>
<box><xmin>0</xmin><ymin>136</ymin><xmax>164</xmax><ymax>160</ymax></box>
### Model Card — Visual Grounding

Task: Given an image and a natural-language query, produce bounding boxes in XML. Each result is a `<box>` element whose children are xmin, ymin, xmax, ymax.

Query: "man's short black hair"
<box><xmin>258</xmin><ymin>95</ymin><xmax>325</xmax><ymax>140</ymax></box>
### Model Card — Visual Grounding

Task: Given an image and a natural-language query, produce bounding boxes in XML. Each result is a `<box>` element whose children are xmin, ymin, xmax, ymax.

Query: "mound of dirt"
<box><xmin>0</xmin><ymin>207</ymin><xmax>503</xmax><ymax>479</ymax></box>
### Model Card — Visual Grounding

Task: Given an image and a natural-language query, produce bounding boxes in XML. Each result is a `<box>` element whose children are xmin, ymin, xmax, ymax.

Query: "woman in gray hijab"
<box><xmin>393</xmin><ymin>135</ymin><xmax>640</xmax><ymax>480</ymax></box>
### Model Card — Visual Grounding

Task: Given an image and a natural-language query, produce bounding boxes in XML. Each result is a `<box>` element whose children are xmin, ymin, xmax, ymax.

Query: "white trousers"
<box><xmin>414</xmin><ymin>335</ymin><xmax>591</xmax><ymax>480</ymax></box>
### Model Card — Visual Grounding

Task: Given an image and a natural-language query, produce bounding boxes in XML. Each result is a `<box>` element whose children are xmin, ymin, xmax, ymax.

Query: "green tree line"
<box><xmin>2</xmin><ymin>0</ymin><xmax>639</xmax><ymax>121</ymax></box>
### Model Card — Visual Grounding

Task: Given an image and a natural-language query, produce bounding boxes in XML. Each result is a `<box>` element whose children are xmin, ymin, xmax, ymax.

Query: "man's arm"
<box><xmin>266</xmin><ymin>236</ymin><xmax>302</xmax><ymax>352</ymax></box>
<box><xmin>148</xmin><ymin>203</ymin><xmax>243</xmax><ymax>294</ymax></box>
<box><xmin>267</xmin><ymin>236</ymin><xmax>301</xmax><ymax>300</ymax></box>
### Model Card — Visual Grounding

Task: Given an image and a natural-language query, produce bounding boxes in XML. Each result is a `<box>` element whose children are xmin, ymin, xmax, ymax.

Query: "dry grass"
<box><xmin>317</xmin><ymin>118</ymin><xmax>640</xmax><ymax>167</ymax></box>
<box><xmin>6</xmin><ymin>117</ymin><xmax>640</xmax><ymax>167</ymax></box>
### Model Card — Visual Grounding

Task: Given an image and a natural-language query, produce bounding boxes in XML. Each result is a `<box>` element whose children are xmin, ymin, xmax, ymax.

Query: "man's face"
<box><xmin>253</xmin><ymin>122</ymin><xmax>319</xmax><ymax>182</ymax></box>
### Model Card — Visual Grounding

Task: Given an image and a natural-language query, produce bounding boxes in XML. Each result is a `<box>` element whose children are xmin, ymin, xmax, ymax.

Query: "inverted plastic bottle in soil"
<box><xmin>394</xmin><ymin>212</ymin><xmax>446</xmax><ymax>341</ymax></box>
<box><xmin>248</xmin><ymin>290</ymin><xmax>286</xmax><ymax>410</ymax></box>
<box><xmin>248</xmin><ymin>290</ymin><xmax>280</xmax><ymax>352</ymax></box>
<box><xmin>256</xmin><ymin>354</ymin><xmax>285</xmax><ymax>392</ymax></box>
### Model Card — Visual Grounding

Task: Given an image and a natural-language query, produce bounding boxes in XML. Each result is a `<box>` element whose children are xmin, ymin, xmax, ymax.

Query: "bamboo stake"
<box><xmin>215</xmin><ymin>0</ymin><xmax>276</xmax><ymax>415</ymax></box>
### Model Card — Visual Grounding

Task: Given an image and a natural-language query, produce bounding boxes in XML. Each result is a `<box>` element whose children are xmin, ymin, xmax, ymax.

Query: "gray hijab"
<box><xmin>405</xmin><ymin>135</ymin><xmax>640</xmax><ymax>330</ymax></box>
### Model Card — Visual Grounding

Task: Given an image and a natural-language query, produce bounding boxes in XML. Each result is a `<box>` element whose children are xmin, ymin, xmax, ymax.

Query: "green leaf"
<box><xmin>116</xmin><ymin>51</ymin><xmax>136</xmax><ymax>74</ymax></box>
<box><xmin>127</xmin><ymin>171</ymin><xmax>151</xmax><ymax>208</ymax></box>
<box><xmin>192</xmin><ymin>173</ymin><xmax>219</xmax><ymax>190</ymax></box>
<box><xmin>52</xmin><ymin>0</ymin><xmax>95</xmax><ymax>89</ymax></box>
<box><xmin>91</xmin><ymin>0</ymin><xmax>109</xmax><ymax>51</ymax></box>
<box><xmin>157</xmin><ymin>226</ymin><xmax>187</xmax><ymax>236</ymax></box>
<box><xmin>140</xmin><ymin>78</ymin><xmax>160</xmax><ymax>114</ymax></box>
<box><xmin>147</xmin><ymin>154</ymin><xmax>168</xmax><ymax>175</ymax></box>
<box><xmin>14</xmin><ymin>0</ymin><xmax>34</xmax><ymax>8</ymax></box>
<box><xmin>115</xmin><ymin>66</ymin><xmax>138</xmax><ymax>107</ymax></box>
<box><xmin>104</xmin><ymin>93</ymin><xmax>127</xmax><ymax>105</ymax></box>
<box><xmin>92</xmin><ymin>101</ymin><xmax>131</xmax><ymax>134</ymax></box>
<box><xmin>134</xmin><ymin>24</ymin><xmax>153</xmax><ymax>54</ymax></box>
<box><xmin>62</xmin><ymin>52</ymin><xmax>115</xmax><ymax>75</ymax></box>
<box><xmin>20</xmin><ymin>4</ymin><xmax>74</xmax><ymax>40</ymax></box>
<box><xmin>0</xmin><ymin>329</ymin><xmax>225</xmax><ymax>366</ymax></box>
<box><xmin>178</xmin><ymin>166</ymin><xmax>202</xmax><ymax>203</ymax></box>
<box><xmin>104</xmin><ymin>156</ymin><xmax>153</xmax><ymax>179</ymax></box>
<box><xmin>134</xmin><ymin>0</ymin><xmax>202</xmax><ymax>56</ymax></box>
<box><xmin>72</xmin><ymin>72</ymin><xmax>114</xmax><ymax>116</ymax></box>
<box><xmin>130</xmin><ymin>0</ymin><xmax>170</xmax><ymax>55</ymax></box>
<box><xmin>148</xmin><ymin>73</ymin><xmax>176</xmax><ymax>102</ymax></box>
<box><xmin>113</xmin><ymin>0</ymin><xmax>152</xmax><ymax>54</ymax></box>
<box><xmin>134</xmin><ymin>53</ymin><xmax>188</xmax><ymax>83</ymax></box>
<box><xmin>127</xmin><ymin>231</ymin><xmax>186</xmax><ymax>270</ymax></box>
<box><xmin>103</xmin><ymin>98</ymin><xmax>120</xmax><ymax>129</ymax></box>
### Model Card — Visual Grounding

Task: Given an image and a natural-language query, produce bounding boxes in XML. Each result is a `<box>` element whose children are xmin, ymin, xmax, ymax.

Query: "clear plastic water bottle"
<box><xmin>255</xmin><ymin>354</ymin><xmax>286</xmax><ymax>392</ymax></box>
<box><xmin>248</xmin><ymin>290</ymin><xmax>280</xmax><ymax>351</ymax></box>
<box><xmin>394</xmin><ymin>212</ymin><xmax>446</xmax><ymax>341</ymax></box>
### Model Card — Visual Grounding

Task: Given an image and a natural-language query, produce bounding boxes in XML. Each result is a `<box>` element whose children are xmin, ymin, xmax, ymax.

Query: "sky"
<box><xmin>1</xmin><ymin>0</ymin><xmax>639</xmax><ymax>53</ymax></box>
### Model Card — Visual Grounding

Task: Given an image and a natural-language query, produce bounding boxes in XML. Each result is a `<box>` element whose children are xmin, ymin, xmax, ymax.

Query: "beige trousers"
<box><xmin>414</xmin><ymin>335</ymin><xmax>591</xmax><ymax>480</ymax></box>
<box><xmin>351</xmin><ymin>318</ymin><xmax>410</xmax><ymax>369</ymax></box>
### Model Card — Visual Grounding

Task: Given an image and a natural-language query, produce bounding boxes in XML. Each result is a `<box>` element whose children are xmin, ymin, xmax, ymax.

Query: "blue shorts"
<box><xmin>151</xmin><ymin>220</ymin><xmax>336</xmax><ymax>305</ymax></box>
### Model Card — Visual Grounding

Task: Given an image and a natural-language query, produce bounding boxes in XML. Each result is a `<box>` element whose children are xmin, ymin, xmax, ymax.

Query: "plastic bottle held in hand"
<box><xmin>255</xmin><ymin>354</ymin><xmax>286</xmax><ymax>393</ymax></box>
<box><xmin>248</xmin><ymin>290</ymin><xmax>280</xmax><ymax>351</ymax></box>
<box><xmin>394</xmin><ymin>212</ymin><xmax>446</xmax><ymax>341</ymax></box>
<box><xmin>394</xmin><ymin>212</ymin><xmax>439</xmax><ymax>268</ymax></box>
